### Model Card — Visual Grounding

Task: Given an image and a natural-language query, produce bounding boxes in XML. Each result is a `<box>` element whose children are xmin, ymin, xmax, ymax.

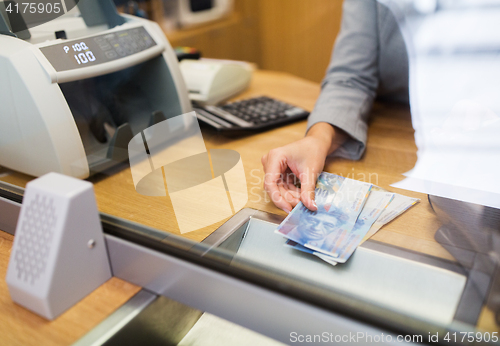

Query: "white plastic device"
<box><xmin>0</xmin><ymin>7</ymin><xmax>191</xmax><ymax>179</ymax></box>
<box><xmin>177</xmin><ymin>0</ymin><xmax>233</xmax><ymax>27</ymax></box>
<box><xmin>6</xmin><ymin>172</ymin><xmax>111</xmax><ymax>320</ymax></box>
<box><xmin>180</xmin><ymin>58</ymin><xmax>253</xmax><ymax>105</ymax></box>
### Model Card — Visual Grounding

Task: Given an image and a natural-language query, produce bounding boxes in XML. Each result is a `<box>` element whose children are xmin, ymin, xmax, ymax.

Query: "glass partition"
<box><xmin>1</xmin><ymin>0</ymin><xmax>500</xmax><ymax>344</ymax></box>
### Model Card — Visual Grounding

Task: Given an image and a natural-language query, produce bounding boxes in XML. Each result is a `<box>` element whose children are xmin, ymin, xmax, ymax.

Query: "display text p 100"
<box><xmin>63</xmin><ymin>42</ymin><xmax>97</xmax><ymax>65</ymax></box>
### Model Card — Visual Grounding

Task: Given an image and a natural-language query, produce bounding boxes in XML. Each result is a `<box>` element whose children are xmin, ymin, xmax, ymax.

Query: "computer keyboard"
<box><xmin>193</xmin><ymin>96</ymin><xmax>309</xmax><ymax>133</ymax></box>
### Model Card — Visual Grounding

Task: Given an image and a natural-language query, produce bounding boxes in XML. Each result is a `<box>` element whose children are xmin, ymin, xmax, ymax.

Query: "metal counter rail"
<box><xmin>0</xmin><ymin>181</ymin><xmax>479</xmax><ymax>345</ymax></box>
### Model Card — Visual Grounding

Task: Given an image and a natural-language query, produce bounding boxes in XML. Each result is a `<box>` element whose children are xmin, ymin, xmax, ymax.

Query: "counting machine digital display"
<box><xmin>40</xmin><ymin>26</ymin><xmax>157</xmax><ymax>72</ymax></box>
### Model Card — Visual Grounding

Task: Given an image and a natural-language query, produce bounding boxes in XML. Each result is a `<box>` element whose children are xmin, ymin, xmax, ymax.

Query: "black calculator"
<box><xmin>193</xmin><ymin>96</ymin><xmax>309</xmax><ymax>133</ymax></box>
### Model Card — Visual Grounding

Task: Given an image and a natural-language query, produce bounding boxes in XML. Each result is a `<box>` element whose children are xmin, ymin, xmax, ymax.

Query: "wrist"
<box><xmin>307</xmin><ymin>122</ymin><xmax>348</xmax><ymax>155</ymax></box>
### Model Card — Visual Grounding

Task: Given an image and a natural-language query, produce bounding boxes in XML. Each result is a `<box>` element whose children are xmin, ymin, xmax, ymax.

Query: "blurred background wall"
<box><xmin>257</xmin><ymin>0</ymin><xmax>343</xmax><ymax>83</ymax></box>
<box><xmin>120</xmin><ymin>0</ymin><xmax>344</xmax><ymax>83</ymax></box>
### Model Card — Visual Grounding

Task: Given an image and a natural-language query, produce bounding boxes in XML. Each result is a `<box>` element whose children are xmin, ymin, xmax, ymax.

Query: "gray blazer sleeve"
<box><xmin>307</xmin><ymin>0</ymin><xmax>379</xmax><ymax>160</ymax></box>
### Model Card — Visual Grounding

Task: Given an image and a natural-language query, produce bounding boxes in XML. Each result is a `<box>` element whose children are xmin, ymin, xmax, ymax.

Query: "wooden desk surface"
<box><xmin>0</xmin><ymin>70</ymin><xmax>496</xmax><ymax>343</ymax></box>
<box><xmin>0</xmin><ymin>231</ymin><xmax>141</xmax><ymax>346</ymax></box>
<box><xmin>0</xmin><ymin>70</ymin><xmax>446</xmax><ymax>258</ymax></box>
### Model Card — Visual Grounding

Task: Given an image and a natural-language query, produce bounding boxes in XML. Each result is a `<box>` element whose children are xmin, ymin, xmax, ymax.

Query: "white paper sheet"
<box><xmin>382</xmin><ymin>2</ymin><xmax>500</xmax><ymax>207</ymax></box>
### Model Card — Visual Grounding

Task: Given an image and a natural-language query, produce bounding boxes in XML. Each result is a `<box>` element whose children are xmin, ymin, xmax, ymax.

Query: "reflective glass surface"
<box><xmin>1</xmin><ymin>1</ymin><xmax>500</xmax><ymax>344</ymax></box>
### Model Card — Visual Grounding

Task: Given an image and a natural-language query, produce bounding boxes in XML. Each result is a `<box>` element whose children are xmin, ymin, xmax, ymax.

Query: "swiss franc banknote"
<box><xmin>315</xmin><ymin>172</ymin><xmax>344</xmax><ymax>210</ymax></box>
<box><xmin>327</xmin><ymin>190</ymin><xmax>394</xmax><ymax>263</ymax></box>
<box><xmin>360</xmin><ymin>193</ymin><xmax>420</xmax><ymax>244</ymax></box>
<box><xmin>314</xmin><ymin>252</ymin><xmax>339</xmax><ymax>266</ymax></box>
<box><xmin>284</xmin><ymin>240</ymin><xmax>314</xmax><ymax>254</ymax></box>
<box><xmin>284</xmin><ymin>240</ymin><xmax>339</xmax><ymax>266</ymax></box>
<box><xmin>314</xmin><ymin>191</ymin><xmax>419</xmax><ymax>265</ymax></box>
<box><xmin>278</xmin><ymin>172</ymin><xmax>419</xmax><ymax>266</ymax></box>
<box><xmin>287</xmin><ymin>190</ymin><xmax>394</xmax><ymax>264</ymax></box>
<box><xmin>276</xmin><ymin>176</ymin><xmax>372</xmax><ymax>256</ymax></box>
<box><xmin>303</xmin><ymin>177</ymin><xmax>372</xmax><ymax>256</ymax></box>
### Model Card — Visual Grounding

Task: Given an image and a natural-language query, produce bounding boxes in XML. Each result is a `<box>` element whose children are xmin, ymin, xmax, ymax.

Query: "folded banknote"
<box><xmin>284</xmin><ymin>240</ymin><xmax>338</xmax><ymax>266</ymax></box>
<box><xmin>286</xmin><ymin>190</ymin><xmax>394</xmax><ymax>264</ymax></box>
<box><xmin>360</xmin><ymin>193</ymin><xmax>420</xmax><ymax>244</ymax></box>
<box><xmin>315</xmin><ymin>172</ymin><xmax>344</xmax><ymax>210</ymax></box>
<box><xmin>321</xmin><ymin>190</ymin><xmax>394</xmax><ymax>263</ymax></box>
<box><xmin>277</xmin><ymin>172</ymin><xmax>419</xmax><ymax>265</ymax></box>
<box><xmin>276</xmin><ymin>174</ymin><xmax>372</xmax><ymax>256</ymax></box>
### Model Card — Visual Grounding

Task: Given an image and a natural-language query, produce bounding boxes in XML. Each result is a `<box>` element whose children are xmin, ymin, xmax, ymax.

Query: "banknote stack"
<box><xmin>275</xmin><ymin>172</ymin><xmax>419</xmax><ymax>266</ymax></box>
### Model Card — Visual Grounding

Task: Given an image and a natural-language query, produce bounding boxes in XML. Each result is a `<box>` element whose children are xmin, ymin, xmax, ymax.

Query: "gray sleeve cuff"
<box><xmin>306</xmin><ymin>83</ymin><xmax>372</xmax><ymax>161</ymax></box>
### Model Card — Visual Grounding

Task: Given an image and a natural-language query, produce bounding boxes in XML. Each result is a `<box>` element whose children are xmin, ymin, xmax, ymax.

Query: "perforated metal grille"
<box><xmin>14</xmin><ymin>195</ymin><xmax>57</xmax><ymax>285</ymax></box>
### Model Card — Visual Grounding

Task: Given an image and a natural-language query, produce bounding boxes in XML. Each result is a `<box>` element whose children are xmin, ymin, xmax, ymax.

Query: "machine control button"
<box><xmin>105</xmin><ymin>51</ymin><xmax>118</xmax><ymax>59</ymax></box>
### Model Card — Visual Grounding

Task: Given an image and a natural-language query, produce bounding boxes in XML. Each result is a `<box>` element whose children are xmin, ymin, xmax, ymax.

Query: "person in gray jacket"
<box><xmin>262</xmin><ymin>0</ymin><xmax>409</xmax><ymax>213</ymax></box>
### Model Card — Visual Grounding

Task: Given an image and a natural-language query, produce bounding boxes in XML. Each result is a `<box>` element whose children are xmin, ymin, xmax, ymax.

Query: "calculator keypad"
<box><xmin>220</xmin><ymin>97</ymin><xmax>307</xmax><ymax>125</ymax></box>
<box><xmin>195</xmin><ymin>96</ymin><xmax>309</xmax><ymax>133</ymax></box>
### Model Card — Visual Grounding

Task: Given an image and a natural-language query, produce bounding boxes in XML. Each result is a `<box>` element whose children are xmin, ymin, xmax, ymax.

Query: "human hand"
<box><xmin>261</xmin><ymin>123</ymin><xmax>347</xmax><ymax>213</ymax></box>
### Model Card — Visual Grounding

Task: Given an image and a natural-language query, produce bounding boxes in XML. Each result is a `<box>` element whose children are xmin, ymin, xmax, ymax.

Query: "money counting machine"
<box><xmin>0</xmin><ymin>0</ymin><xmax>191</xmax><ymax>178</ymax></box>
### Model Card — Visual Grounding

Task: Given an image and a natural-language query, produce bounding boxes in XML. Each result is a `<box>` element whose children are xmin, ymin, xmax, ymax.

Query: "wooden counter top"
<box><xmin>0</xmin><ymin>70</ymin><xmax>444</xmax><ymax>258</ymax></box>
<box><xmin>1</xmin><ymin>70</ymin><xmax>495</xmax><ymax>343</ymax></box>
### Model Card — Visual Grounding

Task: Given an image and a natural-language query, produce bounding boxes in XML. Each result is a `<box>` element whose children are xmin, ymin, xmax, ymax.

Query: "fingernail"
<box><xmin>312</xmin><ymin>201</ymin><xmax>318</xmax><ymax>209</ymax></box>
<box><xmin>284</xmin><ymin>208</ymin><xmax>291</xmax><ymax>214</ymax></box>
